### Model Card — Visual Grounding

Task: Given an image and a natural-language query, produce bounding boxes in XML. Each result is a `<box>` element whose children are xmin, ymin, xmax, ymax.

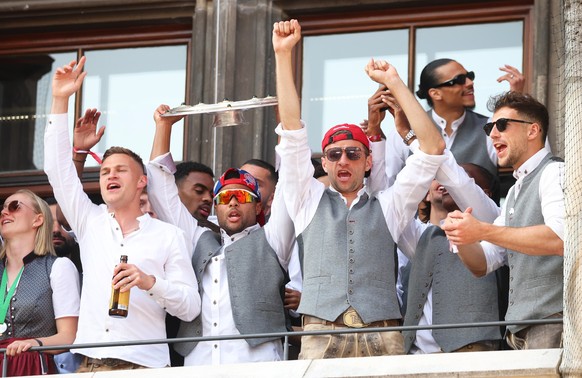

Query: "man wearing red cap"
<box><xmin>148</xmin><ymin>119</ymin><xmax>295</xmax><ymax>365</ymax></box>
<box><xmin>273</xmin><ymin>19</ymin><xmax>446</xmax><ymax>359</ymax></box>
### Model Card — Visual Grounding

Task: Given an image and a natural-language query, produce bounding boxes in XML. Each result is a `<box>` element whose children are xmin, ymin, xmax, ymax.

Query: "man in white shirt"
<box><xmin>443</xmin><ymin>91</ymin><xmax>564</xmax><ymax>350</ymax></box>
<box><xmin>44</xmin><ymin>56</ymin><xmax>201</xmax><ymax>371</ymax></box>
<box><xmin>147</xmin><ymin>106</ymin><xmax>295</xmax><ymax>365</ymax></box>
<box><xmin>273</xmin><ymin>19</ymin><xmax>447</xmax><ymax>359</ymax></box>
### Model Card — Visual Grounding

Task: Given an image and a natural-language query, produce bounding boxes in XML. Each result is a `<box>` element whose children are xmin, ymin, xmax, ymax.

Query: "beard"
<box><xmin>53</xmin><ymin>236</ymin><xmax>76</xmax><ymax>258</ymax></box>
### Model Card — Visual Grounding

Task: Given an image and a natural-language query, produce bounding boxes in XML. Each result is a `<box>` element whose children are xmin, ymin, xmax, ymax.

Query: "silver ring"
<box><xmin>510</xmin><ymin>74</ymin><xmax>514</xmax><ymax>79</ymax></box>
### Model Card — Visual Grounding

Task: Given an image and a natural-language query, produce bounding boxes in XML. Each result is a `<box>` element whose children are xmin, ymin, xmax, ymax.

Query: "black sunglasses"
<box><xmin>323</xmin><ymin>147</ymin><xmax>364</xmax><ymax>162</ymax></box>
<box><xmin>2</xmin><ymin>200</ymin><xmax>37</xmax><ymax>214</ymax></box>
<box><xmin>483</xmin><ymin>118</ymin><xmax>534</xmax><ymax>136</ymax></box>
<box><xmin>434</xmin><ymin>71</ymin><xmax>475</xmax><ymax>88</ymax></box>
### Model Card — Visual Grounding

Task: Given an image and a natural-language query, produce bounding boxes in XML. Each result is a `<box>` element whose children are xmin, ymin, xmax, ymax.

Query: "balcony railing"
<box><xmin>0</xmin><ymin>318</ymin><xmax>563</xmax><ymax>377</ymax></box>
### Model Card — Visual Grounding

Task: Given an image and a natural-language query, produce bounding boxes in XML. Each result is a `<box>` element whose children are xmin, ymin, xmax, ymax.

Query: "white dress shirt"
<box><xmin>44</xmin><ymin>114</ymin><xmax>200</xmax><ymax>368</ymax></box>
<box><xmin>147</xmin><ymin>153</ymin><xmax>295</xmax><ymax>366</ymax></box>
<box><xmin>482</xmin><ymin>149</ymin><xmax>565</xmax><ymax>274</ymax></box>
<box><xmin>51</xmin><ymin>258</ymin><xmax>81</xmax><ymax>318</ymax></box>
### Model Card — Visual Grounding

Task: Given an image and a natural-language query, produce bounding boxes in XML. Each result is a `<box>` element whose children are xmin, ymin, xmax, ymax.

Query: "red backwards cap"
<box><xmin>321</xmin><ymin>123</ymin><xmax>370</xmax><ymax>152</ymax></box>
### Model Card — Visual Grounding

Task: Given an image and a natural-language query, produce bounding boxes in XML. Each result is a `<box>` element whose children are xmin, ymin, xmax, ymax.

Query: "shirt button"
<box><xmin>120</xmin><ymin>244</ymin><xmax>124</xmax><ymax>247</ymax></box>
<box><xmin>213</xmin><ymin>300</ymin><xmax>217</xmax><ymax>305</ymax></box>
<box><xmin>106</xmin><ymin>329</ymin><xmax>109</xmax><ymax>332</ymax></box>
<box><xmin>214</xmin><ymin>344</ymin><xmax>218</xmax><ymax>349</ymax></box>
<box><xmin>214</xmin><ymin>258</ymin><xmax>218</xmax><ymax>262</ymax></box>
<box><xmin>214</xmin><ymin>279</ymin><xmax>218</xmax><ymax>283</ymax></box>
<box><xmin>213</xmin><ymin>323</ymin><xmax>217</xmax><ymax>327</ymax></box>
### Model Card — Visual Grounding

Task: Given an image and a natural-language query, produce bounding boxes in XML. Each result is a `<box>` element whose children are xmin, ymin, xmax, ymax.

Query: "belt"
<box><xmin>303</xmin><ymin>315</ymin><xmax>400</xmax><ymax>329</ymax></box>
<box><xmin>84</xmin><ymin>356</ymin><xmax>135</xmax><ymax>368</ymax></box>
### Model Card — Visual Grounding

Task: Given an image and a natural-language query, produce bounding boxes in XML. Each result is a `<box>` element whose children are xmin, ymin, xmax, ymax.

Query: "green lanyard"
<box><xmin>0</xmin><ymin>266</ymin><xmax>24</xmax><ymax>325</ymax></box>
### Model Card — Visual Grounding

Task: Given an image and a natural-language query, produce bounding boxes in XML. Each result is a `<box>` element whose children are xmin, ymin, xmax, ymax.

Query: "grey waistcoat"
<box><xmin>430</xmin><ymin>109</ymin><xmax>496</xmax><ymax>177</ymax></box>
<box><xmin>0</xmin><ymin>253</ymin><xmax>57</xmax><ymax>340</ymax></box>
<box><xmin>504</xmin><ymin>153</ymin><xmax>564</xmax><ymax>333</ymax></box>
<box><xmin>297</xmin><ymin>189</ymin><xmax>401</xmax><ymax>323</ymax></box>
<box><xmin>174</xmin><ymin>228</ymin><xmax>288</xmax><ymax>356</ymax></box>
<box><xmin>403</xmin><ymin>226</ymin><xmax>501</xmax><ymax>352</ymax></box>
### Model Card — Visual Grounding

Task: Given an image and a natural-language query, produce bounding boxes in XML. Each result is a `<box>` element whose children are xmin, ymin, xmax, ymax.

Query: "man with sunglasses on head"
<box><xmin>442</xmin><ymin>91</ymin><xmax>564</xmax><ymax>350</ymax></box>
<box><xmin>147</xmin><ymin>107</ymin><xmax>295</xmax><ymax>366</ymax></box>
<box><xmin>273</xmin><ymin>19</ymin><xmax>448</xmax><ymax>359</ymax></box>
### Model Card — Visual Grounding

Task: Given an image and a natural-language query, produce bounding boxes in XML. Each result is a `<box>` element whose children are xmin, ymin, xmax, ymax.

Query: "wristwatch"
<box><xmin>403</xmin><ymin>129</ymin><xmax>416</xmax><ymax>145</ymax></box>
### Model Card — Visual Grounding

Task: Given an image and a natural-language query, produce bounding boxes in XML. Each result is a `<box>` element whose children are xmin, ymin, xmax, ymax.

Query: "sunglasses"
<box><xmin>323</xmin><ymin>147</ymin><xmax>365</xmax><ymax>162</ymax></box>
<box><xmin>434</xmin><ymin>71</ymin><xmax>475</xmax><ymax>88</ymax></box>
<box><xmin>213</xmin><ymin>189</ymin><xmax>258</xmax><ymax>205</ymax></box>
<box><xmin>483</xmin><ymin>118</ymin><xmax>534</xmax><ymax>136</ymax></box>
<box><xmin>2</xmin><ymin>200</ymin><xmax>37</xmax><ymax>214</ymax></box>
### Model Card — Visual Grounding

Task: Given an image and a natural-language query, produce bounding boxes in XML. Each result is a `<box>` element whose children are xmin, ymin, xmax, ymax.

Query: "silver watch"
<box><xmin>403</xmin><ymin>129</ymin><xmax>416</xmax><ymax>145</ymax></box>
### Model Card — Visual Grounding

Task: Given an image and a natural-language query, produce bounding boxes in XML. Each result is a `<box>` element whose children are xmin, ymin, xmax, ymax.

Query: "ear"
<box><xmin>364</xmin><ymin>153</ymin><xmax>373</xmax><ymax>173</ymax></box>
<box><xmin>527</xmin><ymin>122</ymin><xmax>541</xmax><ymax>141</ymax></box>
<box><xmin>32</xmin><ymin>213</ymin><xmax>44</xmax><ymax>229</ymax></box>
<box><xmin>321</xmin><ymin>157</ymin><xmax>329</xmax><ymax>173</ymax></box>
<box><xmin>428</xmin><ymin>88</ymin><xmax>442</xmax><ymax>102</ymax></box>
<box><xmin>137</xmin><ymin>175</ymin><xmax>147</xmax><ymax>190</ymax></box>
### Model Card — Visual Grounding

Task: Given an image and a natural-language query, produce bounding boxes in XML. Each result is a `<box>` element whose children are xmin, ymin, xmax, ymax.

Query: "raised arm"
<box><xmin>364</xmin><ymin>59</ymin><xmax>444</xmax><ymax>155</ymax></box>
<box><xmin>497</xmin><ymin>64</ymin><xmax>525</xmax><ymax>93</ymax></box>
<box><xmin>273</xmin><ymin>19</ymin><xmax>302</xmax><ymax>131</ymax></box>
<box><xmin>150</xmin><ymin>104</ymin><xmax>184</xmax><ymax>160</ymax></box>
<box><xmin>72</xmin><ymin>108</ymin><xmax>106</xmax><ymax>177</ymax></box>
<box><xmin>51</xmin><ymin>57</ymin><xmax>87</xmax><ymax>114</ymax></box>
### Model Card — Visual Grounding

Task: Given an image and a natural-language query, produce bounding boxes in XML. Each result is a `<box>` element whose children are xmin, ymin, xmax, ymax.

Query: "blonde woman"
<box><xmin>0</xmin><ymin>189</ymin><xmax>79</xmax><ymax>376</ymax></box>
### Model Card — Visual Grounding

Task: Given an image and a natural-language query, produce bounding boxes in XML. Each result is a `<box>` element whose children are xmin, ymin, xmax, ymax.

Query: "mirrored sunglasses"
<box><xmin>213</xmin><ymin>189</ymin><xmax>258</xmax><ymax>205</ymax></box>
<box><xmin>1</xmin><ymin>200</ymin><xmax>37</xmax><ymax>214</ymax></box>
<box><xmin>323</xmin><ymin>147</ymin><xmax>364</xmax><ymax>162</ymax></box>
<box><xmin>483</xmin><ymin>118</ymin><xmax>534</xmax><ymax>136</ymax></box>
<box><xmin>434</xmin><ymin>71</ymin><xmax>475</xmax><ymax>88</ymax></box>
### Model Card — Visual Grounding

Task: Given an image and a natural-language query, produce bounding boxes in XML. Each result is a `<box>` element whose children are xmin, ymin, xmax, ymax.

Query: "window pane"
<box><xmin>302</xmin><ymin>30</ymin><xmax>409</xmax><ymax>153</ymax></box>
<box><xmin>82</xmin><ymin>45</ymin><xmax>187</xmax><ymax>166</ymax></box>
<box><xmin>415</xmin><ymin>21</ymin><xmax>523</xmax><ymax>116</ymax></box>
<box><xmin>0</xmin><ymin>53</ymin><xmax>76</xmax><ymax>173</ymax></box>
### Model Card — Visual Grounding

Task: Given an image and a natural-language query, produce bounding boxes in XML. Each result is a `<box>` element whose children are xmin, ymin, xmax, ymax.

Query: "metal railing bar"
<box><xmin>0</xmin><ymin>317</ymin><xmax>563</xmax><ymax>354</ymax></box>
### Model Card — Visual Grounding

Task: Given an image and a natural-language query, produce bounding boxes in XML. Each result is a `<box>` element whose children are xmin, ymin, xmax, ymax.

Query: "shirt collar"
<box><xmin>513</xmin><ymin>149</ymin><xmax>550</xmax><ymax>180</ymax></box>
<box><xmin>431</xmin><ymin>109</ymin><xmax>467</xmax><ymax>133</ymax></box>
<box><xmin>221</xmin><ymin>223</ymin><xmax>261</xmax><ymax>246</ymax></box>
<box><xmin>328</xmin><ymin>185</ymin><xmax>367</xmax><ymax>207</ymax></box>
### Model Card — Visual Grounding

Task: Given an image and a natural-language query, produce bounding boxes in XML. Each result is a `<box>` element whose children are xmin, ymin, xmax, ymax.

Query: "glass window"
<box><xmin>301</xmin><ymin>21</ymin><xmax>523</xmax><ymax>153</ymax></box>
<box><xmin>0</xmin><ymin>53</ymin><xmax>76</xmax><ymax>173</ymax></box>
<box><xmin>82</xmin><ymin>45</ymin><xmax>187</xmax><ymax>167</ymax></box>
<box><xmin>415</xmin><ymin>21</ymin><xmax>523</xmax><ymax>116</ymax></box>
<box><xmin>302</xmin><ymin>29</ymin><xmax>409</xmax><ymax>152</ymax></box>
<box><xmin>0</xmin><ymin>45</ymin><xmax>187</xmax><ymax>173</ymax></box>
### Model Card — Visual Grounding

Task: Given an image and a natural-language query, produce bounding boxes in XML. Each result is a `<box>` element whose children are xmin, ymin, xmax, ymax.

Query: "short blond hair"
<box><xmin>0</xmin><ymin>189</ymin><xmax>56</xmax><ymax>259</ymax></box>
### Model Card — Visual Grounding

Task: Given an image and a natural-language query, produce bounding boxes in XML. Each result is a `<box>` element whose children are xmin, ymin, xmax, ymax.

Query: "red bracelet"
<box><xmin>368</xmin><ymin>134</ymin><xmax>383</xmax><ymax>142</ymax></box>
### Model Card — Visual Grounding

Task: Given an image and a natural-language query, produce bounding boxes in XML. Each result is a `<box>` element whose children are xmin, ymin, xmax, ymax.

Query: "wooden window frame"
<box><xmin>0</xmin><ymin>24</ymin><xmax>192</xmax><ymax>199</ymax></box>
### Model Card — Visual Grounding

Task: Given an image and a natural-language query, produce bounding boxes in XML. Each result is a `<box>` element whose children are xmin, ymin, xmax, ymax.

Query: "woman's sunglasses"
<box><xmin>2</xmin><ymin>200</ymin><xmax>37</xmax><ymax>214</ymax></box>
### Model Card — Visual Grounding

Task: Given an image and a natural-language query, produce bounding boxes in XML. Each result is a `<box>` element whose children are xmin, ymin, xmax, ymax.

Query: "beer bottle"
<box><xmin>109</xmin><ymin>255</ymin><xmax>130</xmax><ymax>318</ymax></box>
